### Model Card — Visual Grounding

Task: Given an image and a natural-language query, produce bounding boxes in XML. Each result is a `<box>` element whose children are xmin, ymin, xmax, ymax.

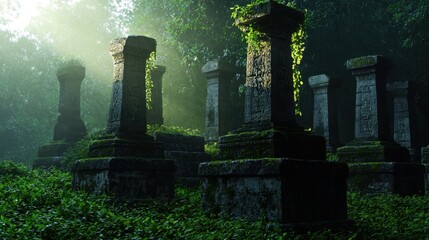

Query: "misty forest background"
<box><xmin>1</xmin><ymin>0</ymin><xmax>429</xmax><ymax>165</ymax></box>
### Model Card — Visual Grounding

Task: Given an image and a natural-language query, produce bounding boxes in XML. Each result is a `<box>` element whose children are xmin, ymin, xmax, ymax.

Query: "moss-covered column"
<box><xmin>33</xmin><ymin>61</ymin><xmax>87</xmax><ymax>169</ymax></box>
<box><xmin>202</xmin><ymin>59</ymin><xmax>236</xmax><ymax>142</ymax></box>
<box><xmin>308</xmin><ymin>74</ymin><xmax>339</xmax><ymax>151</ymax></box>
<box><xmin>218</xmin><ymin>1</ymin><xmax>325</xmax><ymax>160</ymax></box>
<box><xmin>199</xmin><ymin>1</ymin><xmax>349</xmax><ymax>229</ymax></box>
<box><xmin>73</xmin><ymin>36</ymin><xmax>176</xmax><ymax>201</ymax></box>
<box><xmin>147</xmin><ymin>65</ymin><xmax>166</xmax><ymax>125</ymax></box>
<box><xmin>337</xmin><ymin>56</ymin><xmax>424</xmax><ymax>196</ymax></box>
<box><xmin>337</xmin><ymin>56</ymin><xmax>409</xmax><ymax>163</ymax></box>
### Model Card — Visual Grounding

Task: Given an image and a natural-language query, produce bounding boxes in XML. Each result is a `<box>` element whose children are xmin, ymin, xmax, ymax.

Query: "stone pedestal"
<box><xmin>72</xmin><ymin>36</ymin><xmax>176</xmax><ymax>200</ymax></box>
<box><xmin>154</xmin><ymin>132</ymin><xmax>210</xmax><ymax>186</ymax></box>
<box><xmin>308</xmin><ymin>74</ymin><xmax>339</xmax><ymax>151</ymax></box>
<box><xmin>202</xmin><ymin>59</ymin><xmax>237</xmax><ymax>142</ymax></box>
<box><xmin>199</xmin><ymin>1</ymin><xmax>348</xmax><ymax>229</ymax></box>
<box><xmin>348</xmin><ymin>162</ymin><xmax>425</xmax><ymax>195</ymax></box>
<box><xmin>33</xmin><ymin>62</ymin><xmax>87</xmax><ymax>169</ymax></box>
<box><xmin>200</xmin><ymin>158</ymin><xmax>348</xmax><ymax>228</ymax></box>
<box><xmin>387</xmin><ymin>81</ymin><xmax>418</xmax><ymax>161</ymax></box>
<box><xmin>147</xmin><ymin>65</ymin><xmax>166</xmax><ymax>125</ymax></box>
<box><xmin>337</xmin><ymin>56</ymin><xmax>424</xmax><ymax>195</ymax></box>
<box><xmin>218</xmin><ymin>2</ymin><xmax>325</xmax><ymax>161</ymax></box>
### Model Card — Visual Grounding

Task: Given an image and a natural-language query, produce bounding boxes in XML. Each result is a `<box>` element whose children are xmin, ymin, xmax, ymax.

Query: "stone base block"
<box><xmin>199</xmin><ymin>158</ymin><xmax>348</xmax><ymax>227</ymax></box>
<box><xmin>348</xmin><ymin>162</ymin><xmax>425</xmax><ymax>195</ymax></box>
<box><xmin>154</xmin><ymin>132</ymin><xmax>205</xmax><ymax>152</ymax></box>
<box><xmin>166</xmin><ymin>151</ymin><xmax>210</xmax><ymax>177</ymax></box>
<box><xmin>337</xmin><ymin>140</ymin><xmax>409</xmax><ymax>163</ymax></box>
<box><xmin>219</xmin><ymin>129</ymin><xmax>326</xmax><ymax>160</ymax></box>
<box><xmin>88</xmin><ymin>135</ymin><xmax>164</xmax><ymax>159</ymax></box>
<box><xmin>72</xmin><ymin>157</ymin><xmax>176</xmax><ymax>200</ymax></box>
<box><xmin>33</xmin><ymin>142</ymin><xmax>72</xmax><ymax>169</ymax></box>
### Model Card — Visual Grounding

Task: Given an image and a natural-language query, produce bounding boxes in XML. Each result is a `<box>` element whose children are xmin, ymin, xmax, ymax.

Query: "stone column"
<box><xmin>54</xmin><ymin>63</ymin><xmax>87</xmax><ymax>142</ymax></box>
<box><xmin>73</xmin><ymin>36</ymin><xmax>176</xmax><ymax>200</ymax></box>
<box><xmin>337</xmin><ymin>56</ymin><xmax>409</xmax><ymax>162</ymax></box>
<box><xmin>217</xmin><ymin>1</ymin><xmax>325</xmax><ymax>161</ymax></box>
<box><xmin>202</xmin><ymin>59</ymin><xmax>236</xmax><ymax>142</ymax></box>
<box><xmin>387</xmin><ymin>81</ymin><xmax>418</xmax><ymax>161</ymax></box>
<box><xmin>33</xmin><ymin>61</ymin><xmax>87</xmax><ymax>169</ymax></box>
<box><xmin>199</xmin><ymin>1</ymin><xmax>348</xmax><ymax>229</ymax></box>
<box><xmin>308</xmin><ymin>74</ymin><xmax>339</xmax><ymax>151</ymax></box>
<box><xmin>107</xmin><ymin>37</ymin><xmax>156</xmax><ymax>136</ymax></box>
<box><xmin>337</xmin><ymin>56</ymin><xmax>424</xmax><ymax>196</ymax></box>
<box><xmin>147</xmin><ymin>65</ymin><xmax>166</xmax><ymax>125</ymax></box>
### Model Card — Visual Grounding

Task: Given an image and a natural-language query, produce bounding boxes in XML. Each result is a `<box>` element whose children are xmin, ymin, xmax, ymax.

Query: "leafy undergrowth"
<box><xmin>1</xmin><ymin>161</ymin><xmax>429</xmax><ymax>239</ymax></box>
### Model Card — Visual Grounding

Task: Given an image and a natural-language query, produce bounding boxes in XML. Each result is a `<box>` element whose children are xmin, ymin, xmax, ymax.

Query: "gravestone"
<box><xmin>199</xmin><ymin>1</ymin><xmax>349</xmax><ymax>229</ymax></box>
<box><xmin>387</xmin><ymin>81</ymin><xmax>418</xmax><ymax>161</ymax></box>
<box><xmin>33</xmin><ymin>61</ymin><xmax>87</xmax><ymax>169</ymax></box>
<box><xmin>202</xmin><ymin>59</ymin><xmax>236</xmax><ymax>142</ymax></box>
<box><xmin>308</xmin><ymin>74</ymin><xmax>339</xmax><ymax>151</ymax></box>
<box><xmin>154</xmin><ymin>132</ymin><xmax>210</xmax><ymax>186</ymax></box>
<box><xmin>72</xmin><ymin>36</ymin><xmax>176</xmax><ymax>200</ymax></box>
<box><xmin>147</xmin><ymin>65</ymin><xmax>166</xmax><ymax>125</ymax></box>
<box><xmin>423</xmin><ymin>149</ymin><xmax>429</xmax><ymax>194</ymax></box>
<box><xmin>337</xmin><ymin>56</ymin><xmax>424</xmax><ymax>195</ymax></box>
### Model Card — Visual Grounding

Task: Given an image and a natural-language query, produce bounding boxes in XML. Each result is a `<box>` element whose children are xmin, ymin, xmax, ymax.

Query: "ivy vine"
<box><xmin>145</xmin><ymin>51</ymin><xmax>156</xmax><ymax>110</ymax></box>
<box><xmin>231</xmin><ymin>0</ymin><xmax>307</xmax><ymax>116</ymax></box>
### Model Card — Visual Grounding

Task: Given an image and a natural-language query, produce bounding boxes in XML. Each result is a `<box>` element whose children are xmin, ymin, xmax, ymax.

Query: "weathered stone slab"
<box><xmin>154</xmin><ymin>132</ymin><xmax>205</xmax><ymax>152</ymax></box>
<box><xmin>308</xmin><ymin>74</ymin><xmax>339</xmax><ymax>151</ymax></box>
<box><xmin>34</xmin><ymin>61</ymin><xmax>87</xmax><ymax>169</ymax></box>
<box><xmin>337</xmin><ymin>56</ymin><xmax>424</xmax><ymax>195</ymax></box>
<box><xmin>348</xmin><ymin>162</ymin><xmax>425</xmax><ymax>195</ymax></box>
<box><xmin>73</xmin><ymin>158</ymin><xmax>176</xmax><ymax>200</ymax></box>
<box><xmin>202</xmin><ymin>59</ymin><xmax>237</xmax><ymax>142</ymax></box>
<box><xmin>219</xmin><ymin>128</ymin><xmax>325</xmax><ymax>160</ymax></box>
<box><xmin>337</xmin><ymin>56</ymin><xmax>410</xmax><ymax>163</ymax></box>
<box><xmin>387</xmin><ymin>81</ymin><xmax>418</xmax><ymax>161</ymax></box>
<box><xmin>199</xmin><ymin>158</ymin><xmax>348</xmax><ymax>225</ymax></box>
<box><xmin>73</xmin><ymin>36</ymin><xmax>175</xmax><ymax>200</ymax></box>
<box><xmin>147</xmin><ymin>65</ymin><xmax>166</xmax><ymax>125</ymax></box>
<box><xmin>155</xmin><ymin>132</ymin><xmax>210</xmax><ymax>186</ymax></box>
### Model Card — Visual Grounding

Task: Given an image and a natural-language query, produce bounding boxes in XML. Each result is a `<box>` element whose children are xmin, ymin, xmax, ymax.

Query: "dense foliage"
<box><xmin>0</xmin><ymin>161</ymin><xmax>429</xmax><ymax>239</ymax></box>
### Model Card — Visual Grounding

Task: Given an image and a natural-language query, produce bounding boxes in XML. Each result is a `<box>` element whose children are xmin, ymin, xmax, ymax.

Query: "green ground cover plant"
<box><xmin>0</xmin><ymin>161</ymin><xmax>428</xmax><ymax>239</ymax></box>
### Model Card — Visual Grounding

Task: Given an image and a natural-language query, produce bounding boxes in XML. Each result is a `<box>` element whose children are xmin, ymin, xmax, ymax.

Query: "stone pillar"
<box><xmin>337</xmin><ymin>56</ymin><xmax>424</xmax><ymax>195</ymax></box>
<box><xmin>217</xmin><ymin>1</ymin><xmax>326</xmax><ymax>161</ymax></box>
<box><xmin>308</xmin><ymin>74</ymin><xmax>339</xmax><ymax>151</ymax></box>
<box><xmin>72</xmin><ymin>36</ymin><xmax>176</xmax><ymax>200</ymax></box>
<box><xmin>202</xmin><ymin>59</ymin><xmax>236</xmax><ymax>142</ymax></box>
<box><xmin>387</xmin><ymin>81</ymin><xmax>418</xmax><ymax>161</ymax></box>
<box><xmin>33</xmin><ymin>61</ymin><xmax>87</xmax><ymax>169</ymax></box>
<box><xmin>199</xmin><ymin>1</ymin><xmax>349</xmax><ymax>229</ymax></box>
<box><xmin>147</xmin><ymin>65</ymin><xmax>166</xmax><ymax>125</ymax></box>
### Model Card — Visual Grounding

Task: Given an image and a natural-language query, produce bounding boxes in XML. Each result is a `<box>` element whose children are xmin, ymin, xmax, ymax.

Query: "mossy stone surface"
<box><xmin>337</xmin><ymin>140</ymin><xmax>409</xmax><ymax>163</ymax></box>
<box><xmin>348</xmin><ymin>162</ymin><xmax>425</xmax><ymax>195</ymax></box>
<box><xmin>218</xmin><ymin>129</ymin><xmax>325</xmax><ymax>161</ymax></box>
<box><xmin>199</xmin><ymin>158</ymin><xmax>348</xmax><ymax>226</ymax></box>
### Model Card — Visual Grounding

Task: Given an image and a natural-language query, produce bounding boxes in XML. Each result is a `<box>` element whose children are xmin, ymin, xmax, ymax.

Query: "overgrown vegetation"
<box><xmin>0</xmin><ymin>161</ymin><xmax>429</xmax><ymax>240</ymax></box>
<box><xmin>146</xmin><ymin>124</ymin><xmax>201</xmax><ymax>136</ymax></box>
<box><xmin>1</xmin><ymin>161</ymin><xmax>429</xmax><ymax>239</ymax></box>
